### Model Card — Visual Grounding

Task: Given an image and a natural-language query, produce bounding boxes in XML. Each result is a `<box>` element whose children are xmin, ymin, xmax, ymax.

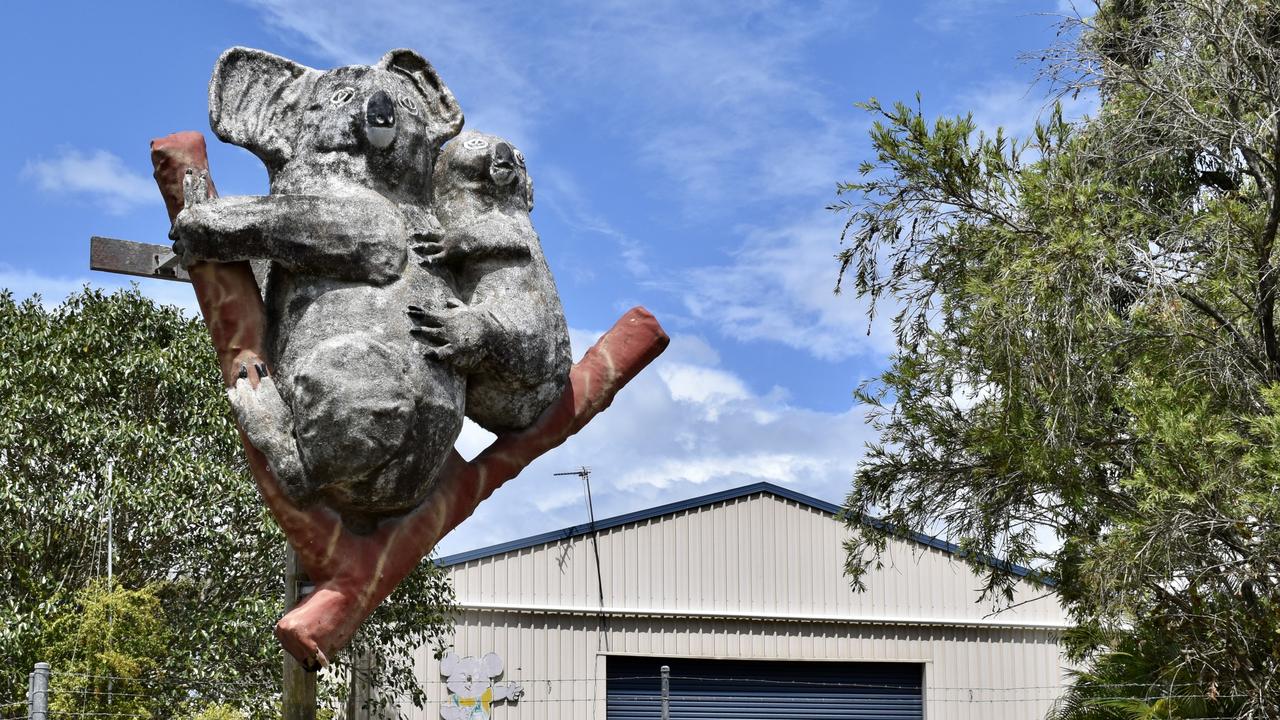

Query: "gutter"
<box><xmin>452</xmin><ymin>600</ymin><xmax>1071</xmax><ymax>631</ymax></box>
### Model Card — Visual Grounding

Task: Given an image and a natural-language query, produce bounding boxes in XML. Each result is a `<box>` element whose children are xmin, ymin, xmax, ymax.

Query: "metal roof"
<box><xmin>436</xmin><ymin>481</ymin><xmax>1043</xmax><ymax>580</ymax></box>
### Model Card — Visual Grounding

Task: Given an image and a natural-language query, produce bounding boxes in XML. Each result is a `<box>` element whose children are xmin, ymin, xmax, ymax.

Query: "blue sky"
<box><xmin>0</xmin><ymin>0</ymin><xmax>1083</xmax><ymax>555</ymax></box>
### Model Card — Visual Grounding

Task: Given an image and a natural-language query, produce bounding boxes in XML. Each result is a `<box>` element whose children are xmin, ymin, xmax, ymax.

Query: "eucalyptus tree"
<box><xmin>832</xmin><ymin>1</ymin><xmax>1280</xmax><ymax>715</ymax></box>
<box><xmin>0</xmin><ymin>288</ymin><xmax>453</xmax><ymax>719</ymax></box>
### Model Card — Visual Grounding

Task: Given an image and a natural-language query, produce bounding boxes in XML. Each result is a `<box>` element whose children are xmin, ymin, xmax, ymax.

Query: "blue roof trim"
<box><xmin>436</xmin><ymin>482</ymin><xmax>1047</xmax><ymax>582</ymax></box>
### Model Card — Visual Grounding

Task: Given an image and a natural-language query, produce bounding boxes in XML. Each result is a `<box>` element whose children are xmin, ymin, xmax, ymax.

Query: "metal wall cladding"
<box><xmin>405</xmin><ymin>491</ymin><xmax>1071</xmax><ymax>720</ymax></box>
<box><xmin>447</xmin><ymin>493</ymin><xmax>1065</xmax><ymax>627</ymax></box>
<box><xmin>606</xmin><ymin>656</ymin><xmax>923</xmax><ymax>720</ymax></box>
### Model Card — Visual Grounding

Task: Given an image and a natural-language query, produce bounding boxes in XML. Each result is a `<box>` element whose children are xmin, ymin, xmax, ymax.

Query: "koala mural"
<box><xmin>169</xmin><ymin>48</ymin><xmax>568</xmax><ymax>532</ymax></box>
<box><xmin>410</xmin><ymin>130</ymin><xmax>571</xmax><ymax>432</ymax></box>
<box><xmin>440</xmin><ymin>652</ymin><xmax>523</xmax><ymax>720</ymax></box>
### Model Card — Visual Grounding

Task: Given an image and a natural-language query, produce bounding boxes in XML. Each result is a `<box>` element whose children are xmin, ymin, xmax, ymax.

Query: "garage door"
<box><xmin>607</xmin><ymin>656</ymin><xmax>923</xmax><ymax>719</ymax></box>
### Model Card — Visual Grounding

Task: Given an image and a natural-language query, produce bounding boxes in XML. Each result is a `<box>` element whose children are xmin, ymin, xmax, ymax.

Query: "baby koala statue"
<box><xmin>408</xmin><ymin>131</ymin><xmax>571</xmax><ymax>432</ymax></box>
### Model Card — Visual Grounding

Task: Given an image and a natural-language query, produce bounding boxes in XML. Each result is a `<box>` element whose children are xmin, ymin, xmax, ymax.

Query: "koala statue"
<box><xmin>440</xmin><ymin>651</ymin><xmax>523</xmax><ymax>720</ymax></box>
<box><xmin>408</xmin><ymin>130</ymin><xmax>571</xmax><ymax>432</ymax></box>
<box><xmin>170</xmin><ymin>47</ymin><xmax>468</xmax><ymax>532</ymax></box>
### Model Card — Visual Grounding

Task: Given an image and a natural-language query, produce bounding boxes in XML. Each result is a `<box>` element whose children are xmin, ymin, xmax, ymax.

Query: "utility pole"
<box><xmin>90</xmin><ymin>233</ymin><xmax>317</xmax><ymax>718</ymax></box>
<box><xmin>283</xmin><ymin>547</ymin><xmax>317</xmax><ymax>720</ymax></box>
<box><xmin>106</xmin><ymin>459</ymin><xmax>113</xmax><ymax>589</ymax></box>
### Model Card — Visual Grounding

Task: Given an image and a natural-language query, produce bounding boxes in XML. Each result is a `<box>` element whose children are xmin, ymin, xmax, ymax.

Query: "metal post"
<box><xmin>30</xmin><ymin>663</ymin><xmax>49</xmax><ymax>720</ymax></box>
<box><xmin>660</xmin><ymin>665</ymin><xmax>670</xmax><ymax>720</ymax></box>
<box><xmin>282</xmin><ymin>546</ymin><xmax>317</xmax><ymax>720</ymax></box>
<box><xmin>106</xmin><ymin>460</ymin><xmax>114</xmax><ymax>589</ymax></box>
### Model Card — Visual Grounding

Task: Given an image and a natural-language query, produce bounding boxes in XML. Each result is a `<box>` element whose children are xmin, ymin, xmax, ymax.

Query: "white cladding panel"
<box><xmin>448</xmin><ymin>493</ymin><xmax>1065</xmax><ymax>626</ymax></box>
<box><xmin>410</xmin><ymin>613</ymin><xmax>1067</xmax><ymax>720</ymax></box>
<box><xmin>409</xmin><ymin>490</ymin><xmax>1070</xmax><ymax>720</ymax></box>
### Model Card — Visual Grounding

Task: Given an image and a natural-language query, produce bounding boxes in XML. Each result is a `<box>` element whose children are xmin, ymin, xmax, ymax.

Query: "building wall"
<box><xmin>409</xmin><ymin>611</ymin><xmax>1065</xmax><ymax>720</ymax></box>
<box><xmin>409</xmin><ymin>491</ymin><xmax>1070</xmax><ymax>719</ymax></box>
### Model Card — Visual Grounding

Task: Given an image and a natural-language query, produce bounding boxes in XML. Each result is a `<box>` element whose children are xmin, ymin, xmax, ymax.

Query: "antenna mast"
<box><xmin>554</xmin><ymin>467</ymin><xmax>609</xmax><ymax>648</ymax></box>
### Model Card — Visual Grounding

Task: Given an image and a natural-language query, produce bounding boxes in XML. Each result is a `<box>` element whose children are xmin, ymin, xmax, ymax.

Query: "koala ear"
<box><xmin>440</xmin><ymin>651</ymin><xmax>460</xmax><ymax>676</ymax></box>
<box><xmin>209</xmin><ymin>47</ymin><xmax>318</xmax><ymax>173</ymax></box>
<box><xmin>379</xmin><ymin>49</ymin><xmax>465</xmax><ymax>142</ymax></box>
<box><xmin>481</xmin><ymin>652</ymin><xmax>504</xmax><ymax>677</ymax></box>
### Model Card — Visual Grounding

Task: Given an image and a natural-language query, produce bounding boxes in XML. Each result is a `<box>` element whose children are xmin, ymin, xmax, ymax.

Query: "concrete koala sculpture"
<box><xmin>409</xmin><ymin>130</ymin><xmax>571</xmax><ymax>432</ymax></box>
<box><xmin>170</xmin><ymin>47</ymin><xmax>470</xmax><ymax>531</ymax></box>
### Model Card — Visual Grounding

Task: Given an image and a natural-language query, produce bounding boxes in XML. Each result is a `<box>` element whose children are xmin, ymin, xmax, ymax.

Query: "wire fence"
<box><xmin>4</xmin><ymin>665</ymin><xmax>1259</xmax><ymax>718</ymax></box>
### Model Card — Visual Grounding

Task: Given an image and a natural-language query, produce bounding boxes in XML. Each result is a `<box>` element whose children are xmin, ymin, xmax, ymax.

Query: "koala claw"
<box><xmin>407</xmin><ymin>301</ymin><xmax>483</xmax><ymax>367</ymax></box>
<box><xmin>411</xmin><ymin>241</ymin><xmax>448</xmax><ymax>264</ymax></box>
<box><xmin>182</xmin><ymin>168</ymin><xmax>210</xmax><ymax>208</ymax></box>
<box><xmin>227</xmin><ymin>371</ymin><xmax>305</xmax><ymax>493</ymax></box>
<box><xmin>171</xmin><ymin>170</ymin><xmax>212</xmax><ymax>267</ymax></box>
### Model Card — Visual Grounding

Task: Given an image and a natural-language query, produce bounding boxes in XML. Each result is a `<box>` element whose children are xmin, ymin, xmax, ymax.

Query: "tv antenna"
<box><xmin>553</xmin><ymin>466</ymin><xmax>609</xmax><ymax>648</ymax></box>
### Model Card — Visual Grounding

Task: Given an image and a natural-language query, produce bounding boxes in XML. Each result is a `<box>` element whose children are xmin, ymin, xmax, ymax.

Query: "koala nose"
<box><xmin>490</xmin><ymin>142</ymin><xmax>519</xmax><ymax>186</ymax></box>
<box><xmin>364</xmin><ymin>90</ymin><xmax>396</xmax><ymax>150</ymax></box>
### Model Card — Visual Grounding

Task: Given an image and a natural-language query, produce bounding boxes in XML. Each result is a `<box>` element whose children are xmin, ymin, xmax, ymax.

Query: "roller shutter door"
<box><xmin>607</xmin><ymin>656</ymin><xmax>923</xmax><ymax>719</ymax></box>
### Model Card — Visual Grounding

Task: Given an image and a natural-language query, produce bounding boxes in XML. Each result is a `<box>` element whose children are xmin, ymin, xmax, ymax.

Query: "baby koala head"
<box><xmin>209</xmin><ymin>47</ymin><xmax>464</xmax><ymax>199</ymax></box>
<box><xmin>433</xmin><ymin>131</ymin><xmax>534</xmax><ymax>218</ymax></box>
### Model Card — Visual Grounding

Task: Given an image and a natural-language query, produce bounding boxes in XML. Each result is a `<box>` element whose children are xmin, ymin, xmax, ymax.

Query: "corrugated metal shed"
<box><xmin>407</xmin><ymin>483</ymin><xmax>1069</xmax><ymax>720</ymax></box>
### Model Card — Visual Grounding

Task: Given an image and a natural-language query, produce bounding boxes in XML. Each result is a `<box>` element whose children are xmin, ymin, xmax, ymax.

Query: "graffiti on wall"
<box><xmin>440</xmin><ymin>652</ymin><xmax>524</xmax><ymax>720</ymax></box>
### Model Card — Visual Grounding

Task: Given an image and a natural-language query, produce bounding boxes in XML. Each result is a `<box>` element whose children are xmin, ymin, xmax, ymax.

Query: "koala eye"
<box><xmin>330</xmin><ymin>87</ymin><xmax>356</xmax><ymax>105</ymax></box>
<box><xmin>399</xmin><ymin>96</ymin><xmax>419</xmax><ymax>116</ymax></box>
<box><xmin>462</xmin><ymin>137</ymin><xmax>489</xmax><ymax>151</ymax></box>
<box><xmin>513</xmin><ymin>149</ymin><xmax>526</xmax><ymax>168</ymax></box>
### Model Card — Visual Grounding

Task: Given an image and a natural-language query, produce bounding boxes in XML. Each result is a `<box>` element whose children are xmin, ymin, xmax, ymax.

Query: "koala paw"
<box><xmin>168</xmin><ymin>169</ymin><xmax>214</xmax><ymax>267</ymax></box>
<box><xmin>227</xmin><ymin>365</ymin><xmax>306</xmax><ymax>494</ymax></box>
<box><xmin>407</xmin><ymin>299</ymin><xmax>488</xmax><ymax>367</ymax></box>
<box><xmin>183</xmin><ymin>167</ymin><xmax>211</xmax><ymax>208</ymax></box>
<box><xmin>410</xmin><ymin>230</ymin><xmax>463</xmax><ymax>265</ymax></box>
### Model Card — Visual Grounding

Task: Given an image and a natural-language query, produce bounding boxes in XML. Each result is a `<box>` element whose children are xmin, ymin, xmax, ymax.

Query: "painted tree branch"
<box><xmin>151</xmin><ymin>131</ymin><xmax>669</xmax><ymax>670</ymax></box>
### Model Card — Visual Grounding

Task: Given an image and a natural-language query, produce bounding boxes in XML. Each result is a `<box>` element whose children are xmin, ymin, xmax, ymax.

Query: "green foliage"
<box><xmin>832</xmin><ymin>0</ymin><xmax>1280</xmax><ymax>715</ymax></box>
<box><xmin>0</xmin><ymin>288</ymin><xmax>454</xmax><ymax>718</ymax></box>
<box><xmin>182</xmin><ymin>704</ymin><xmax>247</xmax><ymax>720</ymax></box>
<box><xmin>44</xmin><ymin>582</ymin><xmax>172</xmax><ymax>720</ymax></box>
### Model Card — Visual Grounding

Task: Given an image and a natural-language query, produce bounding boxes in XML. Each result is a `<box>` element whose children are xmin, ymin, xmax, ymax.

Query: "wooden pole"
<box><xmin>90</xmin><ymin>138</ymin><xmax>317</xmax><ymax>719</ymax></box>
<box><xmin>283</xmin><ymin>546</ymin><xmax>318</xmax><ymax>720</ymax></box>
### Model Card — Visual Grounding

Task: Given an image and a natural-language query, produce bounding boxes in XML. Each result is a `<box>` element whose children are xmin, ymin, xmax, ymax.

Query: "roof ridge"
<box><xmin>435</xmin><ymin>482</ymin><xmax>1044</xmax><ymax>581</ymax></box>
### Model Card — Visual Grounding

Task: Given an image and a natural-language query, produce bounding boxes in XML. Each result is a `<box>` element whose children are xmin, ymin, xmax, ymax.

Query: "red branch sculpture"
<box><xmin>151</xmin><ymin>131</ymin><xmax>669</xmax><ymax>670</ymax></box>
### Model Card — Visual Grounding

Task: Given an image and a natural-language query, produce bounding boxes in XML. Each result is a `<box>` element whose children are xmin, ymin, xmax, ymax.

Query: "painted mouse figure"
<box><xmin>409</xmin><ymin>130</ymin><xmax>571</xmax><ymax>432</ymax></box>
<box><xmin>170</xmin><ymin>47</ymin><xmax>467</xmax><ymax>531</ymax></box>
<box><xmin>439</xmin><ymin>651</ymin><xmax>523</xmax><ymax>720</ymax></box>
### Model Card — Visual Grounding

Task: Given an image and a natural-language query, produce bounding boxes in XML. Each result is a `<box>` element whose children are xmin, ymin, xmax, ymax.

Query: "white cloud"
<box><xmin>618</xmin><ymin>452</ymin><xmax>833</xmax><ymax>491</ymax></box>
<box><xmin>434</xmin><ymin>327</ymin><xmax>875</xmax><ymax>556</ymax></box>
<box><xmin>238</xmin><ymin>0</ymin><xmax>869</xmax><ymax>215</ymax></box>
<box><xmin>538</xmin><ymin>166</ymin><xmax>651</xmax><ymax>279</ymax></box>
<box><xmin>656</xmin><ymin>362</ymin><xmax>751</xmax><ymax>421</ymax></box>
<box><xmin>953</xmin><ymin>77</ymin><xmax>1099</xmax><ymax>145</ymax></box>
<box><xmin>1</xmin><ymin>264</ymin><xmax>202</xmax><ymax>316</ymax></box>
<box><xmin>677</xmin><ymin>210</ymin><xmax>896</xmax><ymax>362</ymax></box>
<box><xmin>21</xmin><ymin>147</ymin><xmax>158</xmax><ymax>216</ymax></box>
<box><xmin>242</xmin><ymin>0</ymin><xmax>546</xmax><ymax>151</ymax></box>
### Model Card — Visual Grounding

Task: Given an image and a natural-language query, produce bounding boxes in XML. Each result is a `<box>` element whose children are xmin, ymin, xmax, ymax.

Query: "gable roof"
<box><xmin>437</xmin><ymin>481</ymin><xmax>1041</xmax><ymax>580</ymax></box>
